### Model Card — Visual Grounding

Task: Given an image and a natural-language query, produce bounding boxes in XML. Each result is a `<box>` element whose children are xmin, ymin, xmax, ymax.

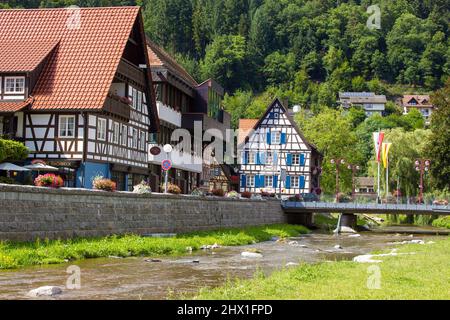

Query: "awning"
<box><xmin>0</xmin><ymin>162</ymin><xmax>30</xmax><ymax>171</ymax></box>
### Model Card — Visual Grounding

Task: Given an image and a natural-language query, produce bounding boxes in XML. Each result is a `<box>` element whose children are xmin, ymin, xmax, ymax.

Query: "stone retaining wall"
<box><xmin>0</xmin><ymin>184</ymin><xmax>287</xmax><ymax>241</ymax></box>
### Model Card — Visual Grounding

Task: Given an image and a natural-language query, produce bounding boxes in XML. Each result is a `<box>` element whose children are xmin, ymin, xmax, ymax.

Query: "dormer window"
<box><xmin>5</xmin><ymin>76</ymin><xmax>25</xmax><ymax>94</ymax></box>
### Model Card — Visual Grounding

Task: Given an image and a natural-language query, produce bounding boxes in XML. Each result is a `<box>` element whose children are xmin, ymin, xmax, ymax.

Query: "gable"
<box><xmin>0</xmin><ymin>7</ymin><xmax>140</xmax><ymax>112</ymax></box>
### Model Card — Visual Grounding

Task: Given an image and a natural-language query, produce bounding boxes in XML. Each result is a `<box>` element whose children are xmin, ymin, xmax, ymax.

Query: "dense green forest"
<box><xmin>2</xmin><ymin>0</ymin><xmax>449</xmax><ymax>195</ymax></box>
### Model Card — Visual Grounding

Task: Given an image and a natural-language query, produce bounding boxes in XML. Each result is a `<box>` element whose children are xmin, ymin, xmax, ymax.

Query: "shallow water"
<box><xmin>0</xmin><ymin>229</ymin><xmax>442</xmax><ymax>300</ymax></box>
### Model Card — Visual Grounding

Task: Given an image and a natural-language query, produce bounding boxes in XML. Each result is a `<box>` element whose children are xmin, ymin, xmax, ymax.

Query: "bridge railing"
<box><xmin>281</xmin><ymin>201</ymin><xmax>450</xmax><ymax>212</ymax></box>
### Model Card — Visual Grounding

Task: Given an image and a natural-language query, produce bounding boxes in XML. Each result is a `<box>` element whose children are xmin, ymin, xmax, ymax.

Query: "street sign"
<box><xmin>162</xmin><ymin>159</ymin><xmax>172</xmax><ymax>171</ymax></box>
<box><xmin>150</xmin><ymin>146</ymin><xmax>161</xmax><ymax>156</ymax></box>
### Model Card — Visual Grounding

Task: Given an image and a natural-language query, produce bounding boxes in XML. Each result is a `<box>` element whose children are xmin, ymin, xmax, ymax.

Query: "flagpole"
<box><xmin>386</xmin><ymin>157</ymin><xmax>389</xmax><ymax>201</ymax></box>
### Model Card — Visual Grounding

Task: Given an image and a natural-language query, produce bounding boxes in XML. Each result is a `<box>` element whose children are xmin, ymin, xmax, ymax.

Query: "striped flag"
<box><xmin>373</xmin><ymin>131</ymin><xmax>384</xmax><ymax>163</ymax></box>
<box><xmin>382</xmin><ymin>143</ymin><xmax>392</xmax><ymax>168</ymax></box>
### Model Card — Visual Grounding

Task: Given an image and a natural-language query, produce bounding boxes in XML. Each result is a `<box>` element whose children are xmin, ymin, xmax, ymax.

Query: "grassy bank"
<box><xmin>0</xmin><ymin>224</ymin><xmax>308</xmax><ymax>270</ymax></box>
<box><xmin>193</xmin><ymin>236</ymin><xmax>450</xmax><ymax>300</ymax></box>
<box><xmin>432</xmin><ymin>216</ymin><xmax>450</xmax><ymax>229</ymax></box>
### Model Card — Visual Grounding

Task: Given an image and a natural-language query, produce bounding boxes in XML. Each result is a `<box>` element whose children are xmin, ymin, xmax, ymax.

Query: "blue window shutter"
<box><xmin>255</xmin><ymin>175</ymin><xmax>260</xmax><ymax>188</ymax></box>
<box><xmin>300</xmin><ymin>154</ymin><xmax>306</xmax><ymax>166</ymax></box>
<box><xmin>241</xmin><ymin>175</ymin><xmax>246</xmax><ymax>188</ymax></box>
<box><xmin>268</xmin><ymin>112</ymin><xmax>273</xmax><ymax>119</ymax></box>
<box><xmin>273</xmin><ymin>175</ymin><xmax>278</xmax><ymax>188</ymax></box>
<box><xmin>273</xmin><ymin>152</ymin><xmax>278</xmax><ymax>165</ymax></box>
<box><xmin>286</xmin><ymin>176</ymin><xmax>291</xmax><ymax>189</ymax></box>
<box><xmin>260</xmin><ymin>152</ymin><xmax>266</xmax><ymax>164</ymax></box>
<box><xmin>286</xmin><ymin>153</ymin><xmax>292</xmax><ymax>166</ymax></box>
<box><xmin>256</xmin><ymin>152</ymin><xmax>261</xmax><ymax>165</ymax></box>
<box><xmin>244</xmin><ymin>151</ymin><xmax>249</xmax><ymax>164</ymax></box>
<box><xmin>300</xmin><ymin>176</ymin><xmax>305</xmax><ymax>188</ymax></box>
<box><xmin>281</xmin><ymin>132</ymin><xmax>286</xmax><ymax>144</ymax></box>
<box><xmin>266</xmin><ymin>132</ymin><xmax>271</xmax><ymax>145</ymax></box>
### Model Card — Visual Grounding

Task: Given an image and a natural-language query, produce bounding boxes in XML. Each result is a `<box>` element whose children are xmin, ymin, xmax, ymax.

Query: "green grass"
<box><xmin>432</xmin><ymin>216</ymin><xmax>450</xmax><ymax>229</ymax></box>
<box><xmin>193</xmin><ymin>236</ymin><xmax>450</xmax><ymax>300</ymax></box>
<box><xmin>0</xmin><ymin>224</ymin><xmax>309</xmax><ymax>270</ymax></box>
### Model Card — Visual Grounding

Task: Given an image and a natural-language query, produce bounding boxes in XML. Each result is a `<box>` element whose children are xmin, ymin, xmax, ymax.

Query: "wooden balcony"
<box><xmin>104</xmin><ymin>95</ymin><xmax>131</xmax><ymax>120</ymax></box>
<box><xmin>117</xmin><ymin>58</ymin><xmax>146</xmax><ymax>85</ymax></box>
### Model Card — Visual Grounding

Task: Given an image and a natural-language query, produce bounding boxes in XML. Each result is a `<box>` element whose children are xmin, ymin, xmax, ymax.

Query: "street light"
<box><xmin>163</xmin><ymin>144</ymin><xmax>173</xmax><ymax>193</ymax></box>
<box><xmin>330</xmin><ymin>158</ymin><xmax>346</xmax><ymax>202</ymax></box>
<box><xmin>347</xmin><ymin>164</ymin><xmax>360</xmax><ymax>199</ymax></box>
<box><xmin>415</xmin><ymin>159</ymin><xmax>431</xmax><ymax>203</ymax></box>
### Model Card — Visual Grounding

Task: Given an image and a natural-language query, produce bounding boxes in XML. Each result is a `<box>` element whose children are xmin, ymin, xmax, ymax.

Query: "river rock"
<box><xmin>333</xmin><ymin>226</ymin><xmax>357</xmax><ymax>234</ymax></box>
<box><xmin>27</xmin><ymin>286</ymin><xmax>62</xmax><ymax>297</ymax></box>
<box><xmin>286</xmin><ymin>262</ymin><xmax>299</xmax><ymax>267</ymax></box>
<box><xmin>241</xmin><ymin>251</ymin><xmax>263</xmax><ymax>258</ymax></box>
<box><xmin>348</xmin><ymin>234</ymin><xmax>361</xmax><ymax>238</ymax></box>
<box><xmin>334</xmin><ymin>245</ymin><xmax>343</xmax><ymax>250</ymax></box>
<box><xmin>192</xmin><ymin>260</ymin><xmax>200</xmax><ymax>263</ymax></box>
<box><xmin>144</xmin><ymin>259</ymin><xmax>162</xmax><ymax>263</ymax></box>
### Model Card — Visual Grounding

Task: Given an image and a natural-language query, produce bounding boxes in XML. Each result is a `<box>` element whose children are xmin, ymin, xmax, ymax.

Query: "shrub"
<box><xmin>211</xmin><ymin>189</ymin><xmax>225</xmax><ymax>197</ymax></box>
<box><xmin>0</xmin><ymin>139</ymin><xmax>28</xmax><ymax>162</ymax></box>
<box><xmin>0</xmin><ymin>176</ymin><xmax>17</xmax><ymax>184</ymax></box>
<box><xmin>133</xmin><ymin>180</ymin><xmax>151</xmax><ymax>194</ymax></box>
<box><xmin>226</xmin><ymin>190</ymin><xmax>239</xmax><ymax>199</ymax></box>
<box><xmin>166</xmin><ymin>183</ymin><xmax>181</xmax><ymax>195</ymax></box>
<box><xmin>34</xmin><ymin>173</ymin><xmax>64</xmax><ymax>188</ymax></box>
<box><xmin>241</xmin><ymin>191</ymin><xmax>252</xmax><ymax>199</ymax></box>
<box><xmin>336</xmin><ymin>192</ymin><xmax>352</xmax><ymax>203</ymax></box>
<box><xmin>191</xmin><ymin>187</ymin><xmax>205</xmax><ymax>197</ymax></box>
<box><xmin>93</xmin><ymin>176</ymin><xmax>116</xmax><ymax>192</ymax></box>
<box><xmin>432</xmin><ymin>216</ymin><xmax>450</xmax><ymax>229</ymax></box>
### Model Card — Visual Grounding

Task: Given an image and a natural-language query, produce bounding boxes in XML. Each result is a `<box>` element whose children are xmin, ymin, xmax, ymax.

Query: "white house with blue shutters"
<box><xmin>238</xmin><ymin>98</ymin><xmax>322</xmax><ymax>196</ymax></box>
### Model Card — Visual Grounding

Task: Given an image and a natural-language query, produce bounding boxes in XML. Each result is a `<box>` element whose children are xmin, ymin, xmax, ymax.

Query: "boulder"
<box><xmin>285</xmin><ymin>262</ymin><xmax>299</xmax><ymax>267</ymax></box>
<box><xmin>27</xmin><ymin>286</ymin><xmax>62</xmax><ymax>297</ymax></box>
<box><xmin>334</xmin><ymin>245</ymin><xmax>343</xmax><ymax>250</ymax></box>
<box><xmin>241</xmin><ymin>251</ymin><xmax>263</xmax><ymax>258</ymax></box>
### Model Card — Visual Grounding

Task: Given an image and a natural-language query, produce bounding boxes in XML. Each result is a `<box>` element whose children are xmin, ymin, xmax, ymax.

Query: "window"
<box><xmin>59</xmin><ymin>115</ymin><xmax>75</xmax><ymax>138</ymax></box>
<box><xmin>246</xmin><ymin>175</ymin><xmax>255</xmax><ymax>187</ymax></box>
<box><xmin>132</xmin><ymin>128</ymin><xmax>138</xmax><ymax>148</ymax></box>
<box><xmin>271</xmin><ymin>131</ymin><xmax>281</xmax><ymax>144</ymax></box>
<box><xmin>113</xmin><ymin>122</ymin><xmax>120</xmax><ymax>144</ymax></box>
<box><xmin>137</xmin><ymin>91</ymin><xmax>142</xmax><ymax>112</ymax></box>
<box><xmin>97</xmin><ymin>118</ymin><xmax>106</xmax><ymax>141</ymax></box>
<box><xmin>291</xmin><ymin>176</ymin><xmax>299</xmax><ymax>188</ymax></box>
<box><xmin>292</xmin><ymin>154</ymin><xmax>300</xmax><ymax>165</ymax></box>
<box><xmin>266</xmin><ymin>151</ymin><xmax>273</xmax><ymax>165</ymax></box>
<box><xmin>132</xmin><ymin>88</ymin><xmax>138</xmax><ymax>109</ymax></box>
<box><xmin>121</xmin><ymin>124</ymin><xmax>127</xmax><ymax>146</ymax></box>
<box><xmin>140</xmin><ymin>131</ymin><xmax>146</xmax><ymax>150</ymax></box>
<box><xmin>5</xmin><ymin>77</ymin><xmax>25</xmax><ymax>94</ymax></box>
<box><xmin>248</xmin><ymin>151</ymin><xmax>256</xmax><ymax>164</ymax></box>
<box><xmin>265</xmin><ymin>176</ymin><xmax>273</xmax><ymax>187</ymax></box>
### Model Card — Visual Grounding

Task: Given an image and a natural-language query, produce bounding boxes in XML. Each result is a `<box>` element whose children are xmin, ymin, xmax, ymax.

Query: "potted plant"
<box><xmin>240</xmin><ymin>191</ymin><xmax>252</xmax><ymax>199</ymax></box>
<box><xmin>34</xmin><ymin>173</ymin><xmax>64</xmax><ymax>188</ymax></box>
<box><xmin>225</xmin><ymin>190</ymin><xmax>239</xmax><ymax>199</ymax></box>
<box><xmin>93</xmin><ymin>176</ymin><xmax>116</xmax><ymax>192</ymax></box>
<box><xmin>211</xmin><ymin>189</ymin><xmax>225</xmax><ymax>197</ymax></box>
<box><xmin>133</xmin><ymin>180</ymin><xmax>151</xmax><ymax>194</ymax></box>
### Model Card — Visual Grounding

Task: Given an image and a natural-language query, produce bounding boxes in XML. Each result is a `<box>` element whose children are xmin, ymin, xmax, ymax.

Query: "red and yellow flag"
<box><xmin>381</xmin><ymin>142</ymin><xmax>392</xmax><ymax>169</ymax></box>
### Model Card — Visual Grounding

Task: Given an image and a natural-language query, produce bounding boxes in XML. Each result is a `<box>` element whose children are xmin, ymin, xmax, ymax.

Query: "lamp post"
<box><xmin>415</xmin><ymin>159</ymin><xmax>430</xmax><ymax>204</ymax></box>
<box><xmin>163</xmin><ymin>144</ymin><xmax>173</xmax><ymax>193</ymax></box>
<box><xmin>347</xmin><ymin>164</ymin><xmax>360</xmax><ymax>199</ymax></box>
<box><xmin>330</xmin><ymin>158</ymin><xmax>345</xmax><ymax>202</ymax></box>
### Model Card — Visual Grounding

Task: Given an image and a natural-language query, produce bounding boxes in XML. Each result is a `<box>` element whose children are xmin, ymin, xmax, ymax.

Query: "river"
<box><xmin>0</xmin><ymin>228</ymin><xmax>443</xmax><ymax>300</ymax></box>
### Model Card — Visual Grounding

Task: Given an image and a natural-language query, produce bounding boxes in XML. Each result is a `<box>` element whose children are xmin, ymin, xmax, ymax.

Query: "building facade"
<box><xmin>338</xmin><ymin>92</ymin><xmax>387</xmax><ymax>116</ymax></box>
<box><xmin>239</xmin><ymin>99</ymin><xmax>322</xmax><ymax>196</ymax></box>
<box><xmin>0</xmin><ymin>7</ymin><xmax>158</xmax><ymax>190</ymax></box>
<box><xmin>147</xmin><ymin>40</ymin><xmax>232</xmax><ymax>193</ymax></box>
<box><xmin>401</xmin><ymin>95</ymin><xmax>434</xmax><ymax>124</ymax></box>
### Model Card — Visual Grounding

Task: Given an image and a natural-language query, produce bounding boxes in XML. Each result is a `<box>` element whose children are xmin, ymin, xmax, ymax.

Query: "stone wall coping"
<box><xmin>0</xmin><ymin>184</ymin><xmax>278</xmax><ymax>203</ymax></box>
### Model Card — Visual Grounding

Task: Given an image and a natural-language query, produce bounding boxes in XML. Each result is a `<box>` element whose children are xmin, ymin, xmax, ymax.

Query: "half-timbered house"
<box><xmin>238</xmin><ymin>98</ymin><xmax>322</xmax><ymax>196</ymax></box>
<box><xmin>0</xmin><ymin>7</ymin><xmax>158</xmax><ymax>189</ymax></box>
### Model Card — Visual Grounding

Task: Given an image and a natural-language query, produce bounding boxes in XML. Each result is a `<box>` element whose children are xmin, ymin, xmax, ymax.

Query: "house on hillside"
<box><xmin>238</xmin><ymin>98</ymin><xmax>322</xmax><ymax>196</ymax></box>
<box><xmin>338</xmin><ymin>92</ymin><xmax>387</xmax><ymax>117</ymax></box>
<box><xmin>401</xmin><ymin>95</ymin><xmax>434</xmax><ymax>124</ymax></box>
<box><xmin>0</xmin><ymin>7</ymin><xmax>158</xmax><ymax>189</ymax></box>
<box><xmin>147</xmin><ymin>40</ymin><xmax>232</xmax><ymax>193</ymax></box>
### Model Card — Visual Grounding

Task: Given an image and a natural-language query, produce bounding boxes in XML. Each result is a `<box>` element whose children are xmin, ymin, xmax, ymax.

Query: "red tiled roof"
<box><xmin>0</xmin><ymin>97</ymin><xmax>33</xmax><ymax>113</ymax></box>
<box><xmin>147</xmin><ymin>38</ymin><xmax>198</xmax><ymax>87</ymax></box>
<box><xmin>402</xmin><ymin>95</ymin><xmax>433</xmax><ymax>107</ymax></box>
<box><xmin>238</xmin><ymin>119</ymin><xmax>258</xmax><ymax>144</ymax></box>
<box><xmin>0</xmin><ymin>7</ymin><xmax>140</xmax><ymax>111</ymax></box>
<box><xmin>0</xmin><ymin>40</ymin><xmax>59</xmax><ymax>73</ymax></box>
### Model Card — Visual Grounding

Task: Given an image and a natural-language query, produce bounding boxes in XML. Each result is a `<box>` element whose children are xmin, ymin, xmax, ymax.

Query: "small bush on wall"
<box><xmin>0</xmin><ymin>139</ymin><xmax>28</xmax><ymax>162</ymax></box>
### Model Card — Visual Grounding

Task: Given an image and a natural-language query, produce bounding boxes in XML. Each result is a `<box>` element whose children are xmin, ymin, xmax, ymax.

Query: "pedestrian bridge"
<box><xmin>281</xmin><ymin>201</ymin><xmax>450</xmax><ymax>215</ymax></box>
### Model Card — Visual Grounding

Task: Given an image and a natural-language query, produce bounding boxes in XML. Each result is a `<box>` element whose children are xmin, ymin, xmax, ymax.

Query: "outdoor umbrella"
<box><xmin>0</xmin><ymin>162</ymin><xmax>30</xmax><ymax>171</ymax></box>
<box><xmin>24</xmin><ymin>162</ymin><xmax>58</xmax><ymax>172</ymax></box>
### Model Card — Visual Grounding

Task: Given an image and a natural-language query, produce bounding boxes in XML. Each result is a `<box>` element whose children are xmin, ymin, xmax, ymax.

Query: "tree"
<box><xmin>295</xmin><ymin>108</ymin><xmax>363</xmax><ymax>194</ymax></box>
<box><xmin>200</xmin><ymin>35</ymin><xmax>248</xmax><ymax>92</ymax></box>
<box><xmin>0</xmin><ymin>139</ymin><xmax>28</xmax><ymax>162</ymax></box>
<box><xmin>263</xmin><ymin>51</ymin><xmax>296</xmax><ymax>86</ymax></box>
<box><xmin>222</xmin><ymin>90</ymin><xmax>253</xmax><ymax>128</ymax></box>
<box><xmin>427</xmin><ymin>79</ymin><xmax>450</xmax><ymax>190</ymax></box>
